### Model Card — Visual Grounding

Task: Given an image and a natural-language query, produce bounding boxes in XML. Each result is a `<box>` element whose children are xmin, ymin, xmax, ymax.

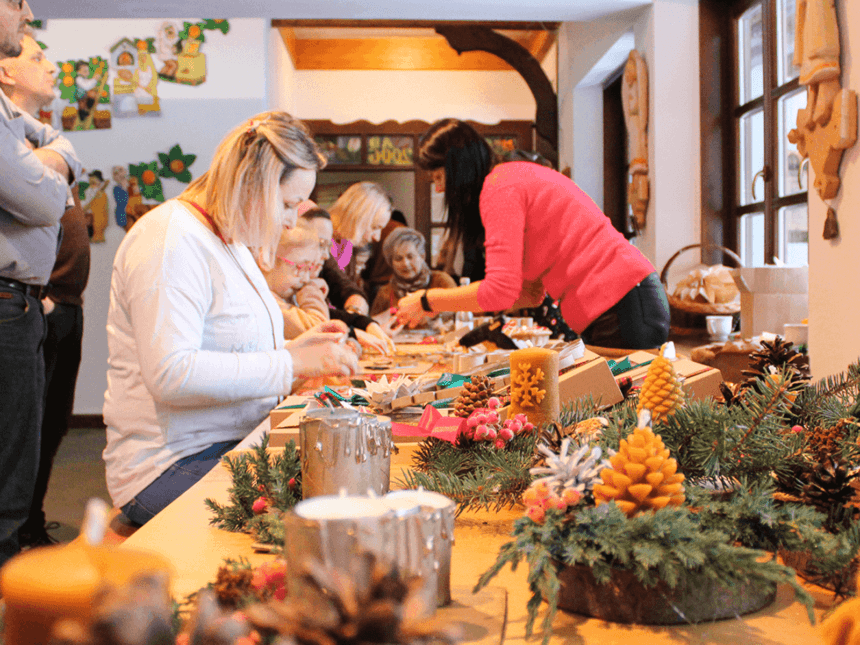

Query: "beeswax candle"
<box><xmin>1</xmin><ymin>543</ymin><xmax>171</xmax><ymax>644</ymax></box>
<box><xmin>509</xmin><ymin>347</ymin><xmax>559</xmax><ymax>426</ymax></box>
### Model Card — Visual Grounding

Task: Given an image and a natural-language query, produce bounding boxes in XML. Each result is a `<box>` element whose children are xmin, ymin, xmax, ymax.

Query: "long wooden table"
<box><xmin>122</xmin><ymin>437</ymin><xmax>837</xmax><ymax>645</ymax></box>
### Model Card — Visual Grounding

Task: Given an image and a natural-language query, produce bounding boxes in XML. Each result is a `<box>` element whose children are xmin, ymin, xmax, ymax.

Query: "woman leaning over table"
<box><xmin>103</xmin><ymin>112</ymin><xmax>358</xmax><ymax>527</ymax></box>
<box><xmin>395</xmin><ymin>118</ymin><xmax>669</xmax><ymax>350</ymax></box>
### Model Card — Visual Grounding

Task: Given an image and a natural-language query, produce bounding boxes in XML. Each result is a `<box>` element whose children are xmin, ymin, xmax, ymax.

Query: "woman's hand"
<box><xmin>355</xmin><ymin>328</ymin><xmax>390</xmax><ymax>356</ymax></box>
<box><xmin>363</xmin><ymin>322</ymin><xmax>396</xmax><ymax>354</ymax></box>
<box><xmin>308</xmin><ymin>277</ymin><xmax>329</xmax><ymax>298</ymax></box>
<box><xmin>395</xmin><ymin>291</ymin><xmax>429</xmax><ymax>328</ymax></box>
<box><xmin>343</xmin><ymin>294</ymin><xmax>369</xmax><ymax>316</ymax></box>
<box><xmin>286</xmin><ymin>321</ymin><xmax>358</xmax><ymax>379</ymax></box>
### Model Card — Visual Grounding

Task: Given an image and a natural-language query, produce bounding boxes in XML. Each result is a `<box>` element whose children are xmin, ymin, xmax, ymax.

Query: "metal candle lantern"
<box><xmin>383</xmin><ymin>489</ymin><xmax>456</xmax><ymax>606</ymax></box>
<box><xmin>285</xmin><ymin>494</ymin><xmax>437</xmax><ymax>618</ymax></box>
<box><xmin>299</xmin><ymin>409</ymin><xmax>394</xmax><ymax>499</ymax></box>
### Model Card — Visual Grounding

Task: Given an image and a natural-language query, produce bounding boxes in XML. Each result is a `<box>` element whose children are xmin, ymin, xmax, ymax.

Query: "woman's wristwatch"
<box><xmin>420</xmin><ymin>290</ymin><xmax>433</xmax><ymax>313</ymax></box>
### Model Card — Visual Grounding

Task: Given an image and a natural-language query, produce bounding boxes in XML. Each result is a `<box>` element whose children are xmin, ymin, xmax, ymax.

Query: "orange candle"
<box><xmin>509</xmin><ymin>347</ymin><xmax>560</xmax><ymax>426</ymax></box>
<box><xmin>0</xmin><ymin>542</ymin><xmax>171</xmax><ymax>644</ymax></box>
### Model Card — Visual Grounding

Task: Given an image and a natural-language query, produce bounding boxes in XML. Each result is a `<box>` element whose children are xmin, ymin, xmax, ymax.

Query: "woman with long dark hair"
<box><xmin>395</xmin><ymin>118</ymin><xmax>669</xmax><ymax>349</ymax></box>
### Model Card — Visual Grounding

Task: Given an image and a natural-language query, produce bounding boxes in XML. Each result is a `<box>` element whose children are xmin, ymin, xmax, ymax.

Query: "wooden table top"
<box><xmin>122</xmin><ymin>441</ymin><xmax>836</xmax><ymax>645</ymax></box>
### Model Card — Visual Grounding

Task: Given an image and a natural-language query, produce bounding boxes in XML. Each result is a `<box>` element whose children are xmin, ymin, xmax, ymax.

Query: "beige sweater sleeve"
<box><xmin>278</xmin><ymin>283</ymin><xmax>331</xmax><ymax>340</ymax></box>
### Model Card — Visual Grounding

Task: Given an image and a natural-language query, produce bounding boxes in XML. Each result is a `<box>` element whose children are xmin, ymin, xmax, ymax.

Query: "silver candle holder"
<box><xmin>286</xmin><ymin>494</ymin><xmax>436</xmax><ymax>617</ymax></box>
<box><xmin>383</xmin><ymin>489</ymin><xmax>456</xmax><ymax>607</ymax></box>
<box><xmin>299</xmin><ymin>409</ymin><xmax>394</xmax><ymax>499</ymax></box>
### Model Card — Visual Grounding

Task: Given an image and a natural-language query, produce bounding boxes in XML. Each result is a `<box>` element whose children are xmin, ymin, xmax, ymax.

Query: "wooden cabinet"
<box><xmin>304</xmin><ymin>119</ymin><xmax>533</xmax><ymax>264</ymax></box>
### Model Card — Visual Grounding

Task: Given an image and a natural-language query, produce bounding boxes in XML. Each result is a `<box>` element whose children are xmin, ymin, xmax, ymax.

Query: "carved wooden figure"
<box><xmin>622</xmin><ymin>50</ymin><xmax>649</xmax><ymax>231</ymax></box>
<box><xmin>787</xmin><ymin>0</ymin><xmax>857</xmax><ymax>203</ymax></box>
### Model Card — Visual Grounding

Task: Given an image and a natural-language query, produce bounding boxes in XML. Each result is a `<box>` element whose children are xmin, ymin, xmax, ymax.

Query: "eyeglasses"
<box><xmin>277</xmin><ymin>256</ymin><xmax>317</xmax><ymax>273</ymax></box>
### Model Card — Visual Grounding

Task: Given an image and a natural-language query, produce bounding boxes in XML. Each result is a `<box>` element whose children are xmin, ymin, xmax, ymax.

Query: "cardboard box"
<box><xmin>269</xmin><ymin>395</ymin><xmax>308</xmax><ymax>428</ymax></box>
<box><xmin>622</xmin><ymin>351</ymin><xmax>723</xmax><ymax>402</ymax></box>
<box><xmin>558</xmin><ymin>349</ymin><xmax>624</xmax><ymax>409</ymax></box>
<box><xmin>732</xmin><ymin>267</ymin><xmax>808</xmax><ymax>339</ymax></box>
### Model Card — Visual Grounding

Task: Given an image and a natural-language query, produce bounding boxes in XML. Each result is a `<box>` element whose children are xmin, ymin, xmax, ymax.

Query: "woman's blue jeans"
<box><xmin>121</xmin><ymin>439</ymin><xmax>239</xmax><ymax>527</ymax></box>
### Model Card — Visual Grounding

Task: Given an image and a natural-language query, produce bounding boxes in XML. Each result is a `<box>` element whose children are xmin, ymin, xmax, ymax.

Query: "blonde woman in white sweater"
<box><xmin>103</xmin><ymin>112</ymin><xmax>358</xmax><ymax>526</ymax></box>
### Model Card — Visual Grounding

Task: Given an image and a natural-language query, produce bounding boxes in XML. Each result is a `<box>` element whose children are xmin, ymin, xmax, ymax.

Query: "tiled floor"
<box><xmin>43</xmin><ymin>427</ymin><xmax>111</xmax><ymax>543</ymax></box>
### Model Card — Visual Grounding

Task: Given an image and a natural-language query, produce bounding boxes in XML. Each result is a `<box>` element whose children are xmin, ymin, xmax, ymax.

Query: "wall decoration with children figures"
<box><xmin>109</xmin><ymin>37</ymin><xmax>160</xmax><ymax>118</ymax></box>
<box><xmin>78</xmin><ymin>170</ymin><xmax>111</xmax><ymax>242</ymax></box>
<box><xmin>56</xmin><ymin>56</ymin><xmax>111</xmax><ymax>131</ymax></box>
<box><xmin>112</xmin><ymin>165</ymin><xmax>130</xmax><ymax>228</ymax></box>
<box><xmin>154</xmin><ymin>19</ymin><xmax>230</xmax><ymax>86</ymax></box>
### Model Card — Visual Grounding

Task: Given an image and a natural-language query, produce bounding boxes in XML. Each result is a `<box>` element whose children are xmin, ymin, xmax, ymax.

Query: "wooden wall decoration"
<box><xmin>621</xmin><ymin>50</ymin><xmax>649</xmax><ymax>232</ymax></box>
<box><xmin>787</xmin><ymin>0</ymin><xmax>857</xmax><ymax>239</ymax></box>
<box><xmin>435</xmin><ymin>25</ymin><xmax>558</xmax><ymax>167</ymax></box>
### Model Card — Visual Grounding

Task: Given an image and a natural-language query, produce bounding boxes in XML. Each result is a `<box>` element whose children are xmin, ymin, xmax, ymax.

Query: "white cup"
<box><xmin>783</xmin><ymin>323</ymin><xmax>808</xmax><ymax>347</ymax></box>
<box><xmin>705</xmin><ymin>315</ymin><xmax>733</xmax><ymax>342</ymax></box>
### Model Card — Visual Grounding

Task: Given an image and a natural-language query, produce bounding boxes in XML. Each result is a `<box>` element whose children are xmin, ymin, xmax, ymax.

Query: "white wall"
<box><xmin>35</xmin><ymin>18</ymin><xmax>269</xmax><ymax>414</ymax></box>
<box><xmin>558</xmin><ymin>1</ymin><xmax>700</xmax><ymax>282</ymax></box>
<box><xmin>808</xmin><ymin>0</ymin><xmax>860</xmax><ymax>379</ymax></box>
<box><xmin>267</xmin><ymin>28</ymin><xmax>295</xmax><ymax>113</ymax></box>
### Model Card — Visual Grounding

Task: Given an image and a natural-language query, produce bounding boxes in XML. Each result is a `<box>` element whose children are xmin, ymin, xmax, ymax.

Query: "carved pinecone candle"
<box><xmin>637</xmin><ymin>344</ymin><xmax>684</xmax><ymax>424</ymax></box>
<box><xmin>593</xmin><ymin>426</ymin><xmax>685</xmax><ymax>517</ymax></box>
<box><xmin>453</xmin><ymin>375</ymin><xmax>494</xmax><ymax>418</ymax></box>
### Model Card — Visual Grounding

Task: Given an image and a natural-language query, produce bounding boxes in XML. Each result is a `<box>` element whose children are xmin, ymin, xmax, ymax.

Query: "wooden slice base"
<box><xmin>555</xmin><ymin>563</ymin><xmax>776</xmax><ymax>624</ymax></box>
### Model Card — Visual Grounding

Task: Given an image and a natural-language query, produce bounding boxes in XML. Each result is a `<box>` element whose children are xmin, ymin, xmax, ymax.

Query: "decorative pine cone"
<box><xmin>593</xmin><ymin>426</ymin><xmax>685</xmax><ymax>517</ymax></box>
<box><xmin>243</xmin><ymin>551</ymin><xmax>459</xmax><ymax>645</ymax></box>
<box><xmin>740</xmin><ymin>337</ymin><xmax>810</xmax><ymax>391</ymax></box>
<box><xmin>452</xmin><ymin>375</ymin><xmax>494</xmax><ymax>418</ymax></box>
<box><xmin>806</xmin><ymin>420</ymin><xmax>854</xmax><ymax>462</ymax></box>
<box><xmin>212</xmin><ymin>563</ymin><xmax>258</xmax><ymax>609</ymax></box>
<box><xmin>636</xmin><ymin>346</ymin><xmax>684</xmax><ymax>424</ymax></box>
<box><xmin>800</xmin><ymin>456</ymin><xmax>857</xmax><ymax>514</ymax></box>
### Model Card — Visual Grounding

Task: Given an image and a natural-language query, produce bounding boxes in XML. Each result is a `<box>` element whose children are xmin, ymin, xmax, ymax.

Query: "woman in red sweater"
<box><xmin>395</xmin><ymin>119</ymin><xmax>669</xmax><ymax>349</ymax></box>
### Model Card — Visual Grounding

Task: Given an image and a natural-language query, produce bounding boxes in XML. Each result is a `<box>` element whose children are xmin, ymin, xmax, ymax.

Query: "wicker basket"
<box><xmin>660</xmin><ymin>243</ymin><xmax>744</xmax><ymax>333</ymax></box>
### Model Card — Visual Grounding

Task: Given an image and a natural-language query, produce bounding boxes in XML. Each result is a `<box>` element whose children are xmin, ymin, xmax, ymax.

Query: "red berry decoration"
<box><xmin>252</xmin><ymin>497</ymin><xmax>269</xmax><ymax>515</ymax></box>
<box><xmin>288</xmin><ymin>477</ymin><xmax>296</xmax><ymax>490</ymax></box>
<box><xmin>791</xmin><ymin>425</ymin><xmax>804</xmax><ymax>433</ymax></box>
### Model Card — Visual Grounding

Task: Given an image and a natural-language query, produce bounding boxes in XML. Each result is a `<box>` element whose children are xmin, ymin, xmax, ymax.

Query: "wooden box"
<box><xmin>622</xmin><ymin>351</ymin><xmax>723</xmax><ymax>402</ymax></box>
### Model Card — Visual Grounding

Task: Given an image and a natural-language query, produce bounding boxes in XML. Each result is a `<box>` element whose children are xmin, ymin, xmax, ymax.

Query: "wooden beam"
<box><xmin>436</xmin><ymin>26</ymin><xmax>558</xmax><ymax>166</ymax></box>
<box><xmin>528</xmin><ymin>30</ymin><xmax>556</xmax><ymax>63</ymax></box>
<box><xmin>290</xmin><ymin>36</ymin><xmax>516</xmax><ymax>71</ymax></box>
<box><xmin>272</xmin><ymin>19</ymin><xmax>561</xmax><ymax>31</ymax></box>
<box><xmin>278</xmin><ymin>27</ymin><xmax>298</xmax><ymax>67</ymax></box>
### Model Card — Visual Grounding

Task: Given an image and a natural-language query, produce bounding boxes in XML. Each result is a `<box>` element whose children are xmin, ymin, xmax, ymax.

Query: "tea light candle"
<box><xmin>509</xmin><ymin>347</ymin><xmax>560</xmax><ymax>426</ymax></box>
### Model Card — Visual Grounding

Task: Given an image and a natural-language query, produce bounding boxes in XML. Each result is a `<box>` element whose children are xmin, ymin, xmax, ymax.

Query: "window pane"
<box><xmin>738</xmin><ymin>108</ymin><xmax>765</xmax><ymax>206</ymax></box>
<box><xmin>778</xmin><ymin>88</ymin><xmax>807</xmax><ymax>196</ymax></box>
<box><xmin>740</xmin><ymin>212</ymin><xmax>766</xmax><ymax>267</ymax></box>
<box><xmin>737</xmin><ymin>4</ymin><xmax>764</xmax><ymax>104</ymax></box>
<box><xmin>778</xmin><ymin>204</ymin><xmax>808</xmax><ymax>266</ymax></box>
<box><xmin>777</xmin><ymin>0</ymin><xmax>800</xmax><ymax>84</ymax></box>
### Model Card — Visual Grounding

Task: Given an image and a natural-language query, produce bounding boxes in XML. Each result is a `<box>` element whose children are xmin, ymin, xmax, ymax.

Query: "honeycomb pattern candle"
<box><xmin>509</xmin><ymin>347</ymin><xmax>559</xmax><ymax>426</ymax></box>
